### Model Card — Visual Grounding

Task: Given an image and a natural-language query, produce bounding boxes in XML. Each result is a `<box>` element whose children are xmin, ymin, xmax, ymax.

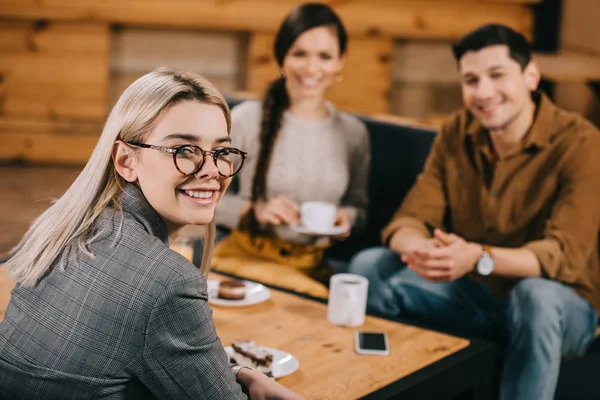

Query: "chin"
<box><xmin>481</xmin><ymin>116</ymin><xmax>512</xmax><ymax>130</ymax></box>
<box><xmin>190</xmin><ymin>214</ymin><xmax>216</xmax><ymax>226</ymax></box>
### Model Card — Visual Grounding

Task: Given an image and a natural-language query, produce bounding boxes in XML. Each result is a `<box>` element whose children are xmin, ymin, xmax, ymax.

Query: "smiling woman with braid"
<box><xmin>212</xmin><ymin>3</ymin><xmax>370</xmax><ymax>298</ymax></box>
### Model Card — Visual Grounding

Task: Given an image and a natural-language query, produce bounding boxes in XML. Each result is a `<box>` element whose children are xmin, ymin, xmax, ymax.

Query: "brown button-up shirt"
<box><xmin>383</xmin><ymin>92</ymin><xmax>600</xmax><ymax>314</ymax></box>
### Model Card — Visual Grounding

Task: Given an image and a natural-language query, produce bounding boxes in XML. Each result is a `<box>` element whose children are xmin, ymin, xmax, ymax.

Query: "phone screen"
<box><xmin>357</xmin><ymin>332</ymin><xmax>388</xmax><ymax>351</ymax></box>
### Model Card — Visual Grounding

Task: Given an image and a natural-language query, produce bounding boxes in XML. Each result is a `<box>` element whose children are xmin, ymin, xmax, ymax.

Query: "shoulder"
<box><xmin>231</xmin><ymin>100</ymin><xmax>263</xmax><ymax>121</ymax></box>
<box><xmin>551</xmin><ymin>108</ymin><xmax>600</xmax><ymax>171</ymax></box>
<box><xmin>93</xmin><ymin>211</ymin><xmax>203</xmax><ymax>297</ymax></box>
<box><xmin>439</xmin><ymin>108</ymin><xmax>472</xmax><ymax>138</ymax></box>
<box><xmin>428</xmin><ymin>108</ymin><xmax>473</xmax><ymax>156</ymax></box>
<box><xmin>552</xmin><ymin>106</ymin><xmax>599</xmax><ymax>143</ymax></box>
<box><xmin>230</xmin><ymin>100</ymin><xmax>263</xmax><ymax>146</ymax></box>
<box><xmin>333</xmin><ymin>109</ymin><xmax>369</xmax><ymax>145</ymax></box>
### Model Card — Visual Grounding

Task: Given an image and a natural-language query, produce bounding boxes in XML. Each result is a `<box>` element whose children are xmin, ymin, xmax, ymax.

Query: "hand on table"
<box><xmin>401</xmin><ymin>229</ymin><xmax>481</xmax><ymax>282</ymax></box>
<box><xmin>238</xmin><ymin>368</ymin><xmax>303</xmax><ymax>400</ymax></box>
<box><xmin>253</xmin><ymin>196</ymin><xmax>300</xmax><ymax>226</ymax></box>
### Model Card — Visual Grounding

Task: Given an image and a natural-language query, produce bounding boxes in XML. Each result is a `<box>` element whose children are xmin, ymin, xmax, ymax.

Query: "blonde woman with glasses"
<box><xmin>0</xmin><ymin>68</ymin><xmax>301</xmax><ymax>400</ymax></box>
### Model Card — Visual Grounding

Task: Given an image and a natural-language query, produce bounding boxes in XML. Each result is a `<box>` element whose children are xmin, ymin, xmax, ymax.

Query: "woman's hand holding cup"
<box><xmin>333</xmin><ymin>208</ymin><xmax>352</xmax><ymax>239</ymax></box>
<box><xmin>253</xmin><ymin>196</ymin><xmax>300</xmax><ymax>226</ymax></box>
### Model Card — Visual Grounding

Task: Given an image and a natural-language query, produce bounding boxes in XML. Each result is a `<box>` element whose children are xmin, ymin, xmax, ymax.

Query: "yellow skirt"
<box><xmin>211</xmin><ymin>229</ymin><xmax>331</xmax><ymax>299</ymax></box>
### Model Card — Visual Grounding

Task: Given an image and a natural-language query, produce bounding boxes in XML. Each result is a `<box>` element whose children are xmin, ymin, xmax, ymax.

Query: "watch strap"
<box><xmin>482</xmin><ymin>244</ymin><xmax>493</xmax><ymax>257</ymax></box>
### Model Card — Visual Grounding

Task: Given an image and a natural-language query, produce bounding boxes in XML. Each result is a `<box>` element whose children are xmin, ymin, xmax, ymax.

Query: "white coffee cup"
<box><xmin>300</xmin><ymin>201</ymin><xmax>336</xmax><ymax>232</ymax></box>
<box><xmin>327</xmin><ymin>273</ymin><xmax>369</xmax><ymax>327</ymax></box>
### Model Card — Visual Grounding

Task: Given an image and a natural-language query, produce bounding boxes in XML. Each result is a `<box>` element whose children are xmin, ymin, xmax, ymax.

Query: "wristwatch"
<box><xmin>476</xmin><ymin>244</ymin><xmax>495</xmax><ymax>276</ymax></box>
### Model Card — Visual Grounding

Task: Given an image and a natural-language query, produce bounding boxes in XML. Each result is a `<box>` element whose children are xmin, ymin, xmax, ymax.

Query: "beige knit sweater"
<box><xmin>215</xmin><ymin>100</ymin><xmax>370</xmax><ymax>244</ymax></box>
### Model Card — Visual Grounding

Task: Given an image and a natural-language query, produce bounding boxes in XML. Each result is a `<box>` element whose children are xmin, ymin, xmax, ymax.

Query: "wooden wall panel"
<box><xmin>247</xmin><ymin>33</ymin><xmax>393</xmax><ymax>114</ymax></box>
<box><xmin>393</xmin><ymin>41</ymin><xmax>459</xmax><ymax>84</ymax></box>
<box><xmin>0</xmin><ymin>0</ymin><xmax>541</xmax><ymax>164</ymax></box>
<box><xmin>0</xmin><ymin>118</ymin><xmax>101</xmax><ymax>164</ymax></box>
<box><xmin>0</xmin><ymin>21</ymin><xmax>110</xmax><ymax>121</ymax></box>
<box><xmin>0</xmin><ymin>0</ymin><xmax>533</xmax><ymax>40</ymax></box>
<box><xmin>553</xmin><ymin>0</ymin><xmax>600</xmax><ymax>127</ymax></box>
<box><xmin>560</xmin><ymin>0</ymin><xmax>600</xmax><ymax>55</ymax></box>
<box><xmin>109</xmin><ymin>28</ymin><xmax>243</xmax><ymax>106</ymax></box>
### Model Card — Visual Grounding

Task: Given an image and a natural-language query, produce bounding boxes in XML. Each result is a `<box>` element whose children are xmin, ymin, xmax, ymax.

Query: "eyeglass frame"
<box><xmin>125</xmin><ymin>141</ymin><xmax>248</xmax><ymax>178</ymax></box>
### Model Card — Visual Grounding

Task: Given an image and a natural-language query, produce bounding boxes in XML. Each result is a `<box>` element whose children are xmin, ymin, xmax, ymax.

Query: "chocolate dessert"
<box><xmin>230</xmin><ymin>340</ymin><xmax>273</xmax><ymax>375</ymax></box>
<box><xmin>217</xmin><ymin>280</ymin><xmax>246</xmax><ymax>300</ymax></box>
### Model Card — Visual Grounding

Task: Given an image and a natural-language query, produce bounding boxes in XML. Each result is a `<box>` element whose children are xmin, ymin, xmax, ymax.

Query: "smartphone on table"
<box><xmin>354</xmin><ymin>331</ymin><xmax>390</xmax><ymax>356</ymax></box>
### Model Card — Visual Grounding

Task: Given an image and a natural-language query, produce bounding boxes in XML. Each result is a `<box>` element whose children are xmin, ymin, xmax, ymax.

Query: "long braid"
<box><xmin>241</xmin><ymin>77</ymin><xmax>289</xmax><ymax>236</ymax></box>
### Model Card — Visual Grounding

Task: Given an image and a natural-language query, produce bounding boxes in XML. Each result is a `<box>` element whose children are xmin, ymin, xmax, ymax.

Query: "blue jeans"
<box><xmin>348</xmin><ymin>247</ymin><xmax>599</xmax><ymax>400</ymax></box>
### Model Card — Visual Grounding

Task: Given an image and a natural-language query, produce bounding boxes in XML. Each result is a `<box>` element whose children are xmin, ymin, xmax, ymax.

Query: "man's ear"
<box><xmin>523</xmin><ymin>60</ymin><xmax>541</xmax><ymax>91</ymax></box>
<box><xmin>112</xmin><ymin>140</ymin><xmax>138</xmax><ymax>183</ymax></box>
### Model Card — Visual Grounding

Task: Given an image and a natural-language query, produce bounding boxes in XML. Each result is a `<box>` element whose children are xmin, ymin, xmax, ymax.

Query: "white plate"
<box><xmin>224</xmin><ymin>346</ymin><xmax>299</xmax><ymax>379</ymax></box>
<box><xmin>207</xmin><ymin>279</ymin><xmax>270</xmax><ymax>307</ymax></box>
<box><xmin>289</xmin><ymin>224</ymin><xmax>346</xmax><ymax>236</ymax></box>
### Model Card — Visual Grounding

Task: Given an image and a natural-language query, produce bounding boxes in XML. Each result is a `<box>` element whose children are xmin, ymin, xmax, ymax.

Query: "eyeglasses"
<box><xmin>126</xmin><ymin>142</ymin><xmax>247</xmax><ymax>178</ymax></box>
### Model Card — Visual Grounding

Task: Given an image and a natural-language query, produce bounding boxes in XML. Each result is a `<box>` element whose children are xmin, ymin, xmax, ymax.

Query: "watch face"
<box><xmin>477</xmin><ymin>256</ymin><xmax>495</xmax><ymax>276</ymax></box>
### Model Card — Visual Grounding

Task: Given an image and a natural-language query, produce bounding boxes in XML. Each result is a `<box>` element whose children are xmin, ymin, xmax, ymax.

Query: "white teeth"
<box><xmin>184</xmin><ymin>190</ymin><xmax>213</xmax><ymax>199</ymax></box>
<box><xmin>300</xmin><ymin>78</ymin><xmax>319</xmax><ymax>86</ymax></box>
<box><xmin>479</xmin><ymin>105</ymin><xmax>497</xmax><ymax>113</ymax></box>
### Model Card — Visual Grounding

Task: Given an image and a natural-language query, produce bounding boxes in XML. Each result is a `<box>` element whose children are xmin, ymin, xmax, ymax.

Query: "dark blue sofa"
<box><xmin>215</xmin><ymin>98</ymin><xmax>599</xmax><ymax>399</ymax></box>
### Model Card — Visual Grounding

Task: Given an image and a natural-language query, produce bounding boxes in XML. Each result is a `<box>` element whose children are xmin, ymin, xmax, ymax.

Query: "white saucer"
<box><xmin>290</xmin><ymin>224</ymin><xmax>347</xmax><ymax>236</ymax></box>
<box><xmin>224</xmin><ymin>346</ymin><xmax>299</xmax><ymax>379</ymax></box>
<box><xmin>207</xmin><ymin>279</ymin><xmax>270</xmax><ymax>307</ymax></box>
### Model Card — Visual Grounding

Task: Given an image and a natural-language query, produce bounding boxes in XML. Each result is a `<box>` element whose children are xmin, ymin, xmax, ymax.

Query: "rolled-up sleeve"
<box><xmin>381</xmin><ymin>126</ymin><xmax>448</xmax><ymax>245</ymax></box>
<box><xmin>524</xmin><ymin>132</ymin><xmax>600</xmax><ymax>283</ymax></box>
<box><xmin>140</xmin><ymin>269</ymin><xmax>246</xmax><ymax>399</ymax></box>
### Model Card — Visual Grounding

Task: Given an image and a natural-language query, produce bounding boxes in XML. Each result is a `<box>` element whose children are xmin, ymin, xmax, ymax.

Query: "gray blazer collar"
<box><xmin>121</xmin><ymin>184</ymin><xmax>169</xmax><ymax>246</ymax></box>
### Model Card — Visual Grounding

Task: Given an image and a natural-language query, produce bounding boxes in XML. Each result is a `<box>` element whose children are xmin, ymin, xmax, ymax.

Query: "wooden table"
<box><xmin>0</xmin><ymin>267</ymin><xmax>495</xmax><ymax>398</ymax></box>
<box><xmin>211</xmin><ymin>273</ymin><xmax>496</xmax><ymax>400</ymax></box>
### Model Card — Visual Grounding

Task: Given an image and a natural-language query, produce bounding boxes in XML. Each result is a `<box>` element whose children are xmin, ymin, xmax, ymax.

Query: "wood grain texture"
<box><xmin>535</xmin><ymin>51</ymin><xmax>600</xmax><ymax>83</ymax></box>
<box><xmin>560</xmin><ymin>0</ymin><xmax>600</xmax><ymax>56</ymax></box>
<box><xmin>247</xmin><ymin>32</ymin><xmax>393</xmax><ymax>114</ymax></box>
<box><xmin>210</xmin><ymin>273</ymin><xmax>470</xmax><ymax>399</ymax></box>
<box><xmin>0</xmin><ymin>21</ymin><xmax>110</xmax><ymax>121</ymax></box>
<box><xmin>0</xmin><ymin>269</ymin><xmax>11</xmax><ymax>322</ymax></box>
<box><xmin>0</xmin><ymin>266</ymin><xmax>14</xmax><ymax>322</ymax></box>
<box><xmin>0</xmin><ymin>165</ymin><xmax>81</xmax><ymax>258</ymax></box>
<box><xmin>0</xmin><ymin>118</ymin><xmax>101</xmax><ymax>163</ymax></box>
<box><xmin>0</xmin><ymin>0</ymin><xmax>533</xmax><ymax>40</ymax></box>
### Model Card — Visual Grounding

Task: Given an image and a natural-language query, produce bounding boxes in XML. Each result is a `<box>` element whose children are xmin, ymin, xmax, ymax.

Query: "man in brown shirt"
<box><xmin>349</xmin><ymin>24</ymin><xmax>600</xmax><ymax>400</ymax></box>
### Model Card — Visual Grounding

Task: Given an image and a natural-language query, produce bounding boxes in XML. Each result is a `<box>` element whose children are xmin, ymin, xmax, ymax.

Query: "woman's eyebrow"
<box><xmin>162</xmin><ymin>133</ymin><xmax>200</xmax><ymax>142</ymax></box>
<box><xmin>214</xmin><ymin>137</ymin><xmax>232</xmax><ymax>145</ymax></box>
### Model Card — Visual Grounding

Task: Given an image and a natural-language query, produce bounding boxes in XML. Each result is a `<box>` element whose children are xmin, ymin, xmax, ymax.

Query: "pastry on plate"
<box><xmin>217</xmin><ymin>280</ymin><xmax>246</xmax><ymax>300</ymax></box>
<box><xmin>230</xmin><ymin>340</ymin><xmax>273</xmax><ymax>375</ymax></box>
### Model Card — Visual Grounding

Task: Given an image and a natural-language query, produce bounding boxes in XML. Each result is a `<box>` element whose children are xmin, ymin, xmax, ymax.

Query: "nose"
<box><xmin>476</xmin><ymin>77</ymin><xmax>495</xmax><ymax>99</ymax></box>
<box><xmin>194</xmin><ymin>154</ymin><xmax>219</xmax><ymax>180</ymax></box>
<box><xmin>306</xmin><ymin>56</ymin><xmax>318</xmax><ymax>74</ymax></box>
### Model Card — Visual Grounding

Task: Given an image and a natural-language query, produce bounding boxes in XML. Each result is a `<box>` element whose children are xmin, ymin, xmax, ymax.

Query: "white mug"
<box><xmin>327</xmin><ymin>273</ymin><xmax>369</xmax><ymax>327</ymax></box>
<box><xmin>301</xmin><ymin>201</ymin><xmax>336</xmax><ymax>232</ymax></box>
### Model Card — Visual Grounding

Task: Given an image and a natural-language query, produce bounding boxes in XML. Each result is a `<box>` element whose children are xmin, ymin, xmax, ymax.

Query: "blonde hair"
<box><xmin>5</xmin><ymin>68</ymin><xmax>231</xmax><ymax>285</ymax></box>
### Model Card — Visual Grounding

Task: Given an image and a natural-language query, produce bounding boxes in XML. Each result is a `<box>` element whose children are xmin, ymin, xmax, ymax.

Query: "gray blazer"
<box><xmin>0</xmin><ymin>184</ymin><xmax>246</xmax><ymax>399</ymax></box>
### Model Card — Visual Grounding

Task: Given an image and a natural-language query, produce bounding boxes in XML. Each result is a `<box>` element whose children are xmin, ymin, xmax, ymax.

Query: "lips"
<box><xmin>296</xmin><ymin>76</ymin><xmax>322</xmax><ymax>89</ymax></box>
<box><xmin>179</xmin><ymin>188</ymin><xmax>219</xmax><ymax>205</ymax></box>
<box><xmin>476</xmin><ymin>102</ymin><xmax>502</xmax><ymax>116</ymax></box>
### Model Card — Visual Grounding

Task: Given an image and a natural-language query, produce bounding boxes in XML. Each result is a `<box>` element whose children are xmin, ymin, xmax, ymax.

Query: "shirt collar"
<box><xmin>120</xmin><ymin>183</ymin><xmax>169</xmax><ymax>246</ymax></box>
<box><xmin>465</xmin><ymin>91</ymin><xmax>557</xmax><ymax>150</ymax></box>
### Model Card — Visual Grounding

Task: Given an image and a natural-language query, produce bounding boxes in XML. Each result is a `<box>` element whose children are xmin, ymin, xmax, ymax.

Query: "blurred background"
<box><xmin>0</xmin><ymin>0</ymin><xmax>599</xmax><ymax>256</ymax></box>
